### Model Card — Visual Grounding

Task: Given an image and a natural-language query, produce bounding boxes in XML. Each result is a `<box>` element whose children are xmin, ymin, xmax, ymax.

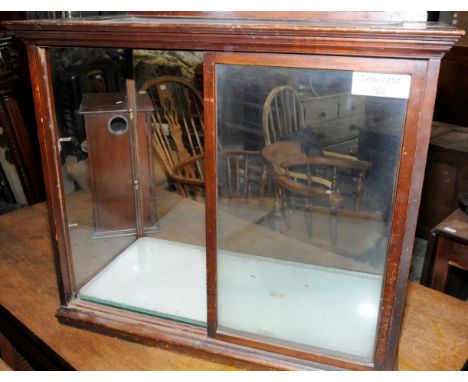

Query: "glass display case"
<box><xmin>4</xmin><ymin>12</ymin><xmax>463</xmax><ymax>370</ymax></box>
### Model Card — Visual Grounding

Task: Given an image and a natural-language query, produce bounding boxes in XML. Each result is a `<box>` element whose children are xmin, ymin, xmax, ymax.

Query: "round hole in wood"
<box><xmin>108</xmin><ymin>115</ymin><xmax>129</xmax><ymax>135</ymax></box>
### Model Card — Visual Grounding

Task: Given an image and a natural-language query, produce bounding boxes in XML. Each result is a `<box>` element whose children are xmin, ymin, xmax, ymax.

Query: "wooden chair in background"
<box><xmin>217</xmin><ymin>149</ymin><xmax>276</xmax><ymax>224</ymax></box>
<box><xmin>262</xmin><ymin>85</ymin><xmax>304</xmax><ymax>146</ymax></box>
<box><xmin>139</xmin><ymin>76</ymin><xmax>205</xmax><ymax>198</ymax></box>
<box><xmin>276</xmin><ymin>150</ymin><xmax>371</xmax><ymax>244</ymax></box>
<box><xmin>221</xmin><ymin>150</ymin><xmax>269</xmax><ymax>198</ymax></box>
<box><xmin>262</xmin><ymin>85</ymin><xmax>373</xmax><ymax>245</ymax></box>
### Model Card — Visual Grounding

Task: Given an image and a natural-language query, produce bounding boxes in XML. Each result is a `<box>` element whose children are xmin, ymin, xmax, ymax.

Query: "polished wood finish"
<box><xmin>377</xmin><ymin>58</ymin><xmax>442</xmax><ymax>371</ymax></box>
<box><xmin>5</xmin><ymin>14</ymin><xmax>463</xmax><ymax>371</ymax></box>
<box><xmin>0</xmin><ymin>201</ymin><xmax>467</xmax><ymax>370</ymax></box>
<box><xmin>203</xmin><ymin>53</ymin><xmax>217</xmax><ymax>338</ymax></box>
<box><xmin>3</xmin><ymin>17</ymin><xmax>463</xmax><ymax>59</ymax></box>
<box><xmin>79</xmin><ymin>92</ymin><xmax>153</xmax><ymax>114</ymax></box>
<box><xmin>80</xmin><ymin>92</ymin><xmax>156</xmax><ymax>235</ymax></box>
<box><xmin>27</xmin><ymin>45</ymin><xmax>76</xmax><ymax>305</ymax></box>
<box><xmin>128</xmin><ymin>11</ymin><xmax>429</xmax><ymax>22</ymax></box>
<box><xmin>421</xmin><ymin>209</ymin><xmax>468</xmax><ymax>292</ymax></box>
<box><xmin>204</xmin><ymin>51</ymin><xmax>433</xmax><ymax>370</ymax></box>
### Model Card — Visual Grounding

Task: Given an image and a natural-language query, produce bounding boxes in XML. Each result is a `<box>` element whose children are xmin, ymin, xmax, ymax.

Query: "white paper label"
<box><xmin>352</xmin><ymin>72</ymin><xmax>411</xmax><ymax>99</ymax></box>
<box><xmin>443</xmin><ymin>227</ymin><xmax>457</xmax><ymax>233</ymax></box>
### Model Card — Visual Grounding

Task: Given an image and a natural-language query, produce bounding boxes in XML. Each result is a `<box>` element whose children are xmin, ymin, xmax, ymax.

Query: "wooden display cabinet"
<box><xmin>3</xmin><ymin>12</ymin><xmax>463</xmax><ymax>371</ymax></box>
<box><xmin>80</xmin><ymin>92</ymin><xmax>157</xmax><ymax>237</ymax></box>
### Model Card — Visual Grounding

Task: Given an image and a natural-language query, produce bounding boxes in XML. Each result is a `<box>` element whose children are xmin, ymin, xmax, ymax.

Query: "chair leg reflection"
<box><xmin>279</xmin><ymin>193</ymin><xmax>341</xmax><ymax>247</ymax></box>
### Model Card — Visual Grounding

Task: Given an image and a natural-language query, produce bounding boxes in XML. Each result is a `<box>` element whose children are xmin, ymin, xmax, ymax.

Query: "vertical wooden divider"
<box><xmin>26</xmin><ymin>45</ymin><xmax>76</xmax><ymax>304</ymax></box>
<box><xmin>126</xmin><ymin>78</ymin><xmax>145</xmax><ymax>238</ymax></box>
<box><xmin>204</xmin><ymin>53</ymin><xmax>218</xmax><ymax>337</ymax></box>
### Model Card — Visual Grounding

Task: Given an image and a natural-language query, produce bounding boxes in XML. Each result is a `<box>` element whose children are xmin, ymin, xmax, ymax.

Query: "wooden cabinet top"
<box><xmin>79</xmin><ymin>92</ymin><xmax>154</xmax><ymax>114</ymax></box>
<box><xmin>3</xmin><ymin>14</ymin><xmax>464</xmax><ymax>59</ymax></box>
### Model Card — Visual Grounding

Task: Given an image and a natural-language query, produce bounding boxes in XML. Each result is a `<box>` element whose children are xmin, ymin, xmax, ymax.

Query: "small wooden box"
<box><xmin>80</xmin><ymin>92</ymin><xmax>157</xmax><ymax>237</ymax></box>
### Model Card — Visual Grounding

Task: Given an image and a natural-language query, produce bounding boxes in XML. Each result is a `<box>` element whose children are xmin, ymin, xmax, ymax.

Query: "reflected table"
<box><xmin>262</xmin><ymin>140</ymin><xmax>384</xmax><ymax>262</ymax></box>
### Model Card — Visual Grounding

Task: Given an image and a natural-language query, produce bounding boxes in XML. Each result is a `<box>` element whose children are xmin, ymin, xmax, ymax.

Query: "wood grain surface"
<box><xmin>0</xmin><ymin>203</ymin><xmax>236</xmax><ymax>370</ymax></box>
<box><xmin>0</xmin><ymin>201</ymin><xmax>466</xmax><ymax>370</ymax></box>
<box><xmin>0</xmin><ymin>357</ymin><xmax>12</xmax><ymax>371</ymax></box>
<box><xmin>3</xmin><ymin>16</ymin><xmax>463</xmax><ymax>59</ymax></box>
<box><xmin>434</xmin><ymin>209</ymin><xmax>468</xmax><ymax>243</ymax></box>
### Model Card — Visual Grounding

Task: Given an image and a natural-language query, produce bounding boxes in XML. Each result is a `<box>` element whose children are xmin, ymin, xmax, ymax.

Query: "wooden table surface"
<box><xmin>434</xmin><ymin>208</ymin><xmax>468</xmax><ymax>243</ymax></box>
<box><xmin>0</xmin><ymin>201</ymin><xmax>467</xmax><ymax>370</ymax></box>
<box><xmin>0</xmin><ymin>358</ymin><xmax>12</xmax><ymax>371</ymax></box>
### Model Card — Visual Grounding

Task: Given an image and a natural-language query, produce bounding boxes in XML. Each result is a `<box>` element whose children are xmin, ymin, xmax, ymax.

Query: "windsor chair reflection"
<box><xmin>262</xmin><ymin>85</ymin><xmax>372</xmax><ymax>245</ymax></box>
<box><xmin>140</xmin><ymin>76</ymin><xmax>205</xmax><ymax>198</ymax></box>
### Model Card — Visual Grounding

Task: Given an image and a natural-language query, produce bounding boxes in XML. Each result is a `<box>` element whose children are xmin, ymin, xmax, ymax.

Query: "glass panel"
<box><xmin>216</xmin><ymin>64</ymin><xmax>408</xmax><ymax>363</ymax></box>
<box><xmin>51</xmin><ymin>48</ymin><xmax>206</xmax><ymax>326</ymax></box>
<box><xmin>51</xmin><ymin>47</ymin><xmax>137</xmax><ymax>290</ymax></box>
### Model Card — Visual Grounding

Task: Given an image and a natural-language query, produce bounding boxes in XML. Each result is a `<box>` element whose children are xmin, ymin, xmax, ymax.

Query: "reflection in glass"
<box><xmin>216</xmin><ymin>64</ymin><xmax>408</xmax><ymax>362</ymax></box>
<box><xmin>51</xmin><ymin>48</ymin><xmax>206</xmax><ymax>325</ymax></box>
<box><xmin>51</xmin><ymin>47</ymin><xmax>136</xmax><ymax>290</ymax></box>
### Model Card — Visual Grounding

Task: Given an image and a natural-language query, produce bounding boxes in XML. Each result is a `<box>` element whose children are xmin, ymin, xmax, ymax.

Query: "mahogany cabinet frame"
<box><xmin>204</xmin><ymin>51</ymin><xmax>433</xmax><ymax>370</ymax></box>
<box><xmin>4</xmin><ymin>15</ymin><xmax>463</xmax><ymax>371</ymax></box>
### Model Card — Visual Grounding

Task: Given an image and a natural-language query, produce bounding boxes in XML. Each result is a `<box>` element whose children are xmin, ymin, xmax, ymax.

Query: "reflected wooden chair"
<box><xmin>218</xmin><ymin>149</ymin><xmax>277</xmax><ymax>226</ymax></box>
<box><xmin>222</xmin><ymin>150</ymin><xmax>268</xmax><ymax>198</ymax></box>
<box><xmin>262</xmin><ymin>85</ymin><xmax>372</xmax><ymax>245</ymax></box>
<box><xmin>263</xmin><ymin>85</ymin><xmax>305</xmax><ymax>146</ymax></box>
<box><xmin>139</xmin><ymin>76</ymin><xmax>205</xmax><ymax>198</ymax></box>
<box><xmin>263</xmin><ymin>85</ymin><xmax>360</xmax><ymax>161</ymax></box>
<box><xmin>275</xmin><ymin>152</ymin><xmax>371</xmax><ymax>244</ymax></box>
